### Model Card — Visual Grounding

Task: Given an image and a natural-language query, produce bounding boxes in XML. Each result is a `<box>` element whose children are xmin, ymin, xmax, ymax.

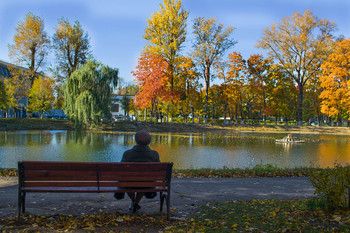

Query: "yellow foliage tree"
<box><xmin>8</xmin><ymin>12</ymin><xmax>50</xmax><ymax>87</ymax></box>
<box><xmin>320</xmin><ymin>38</ymin><xmax>350</xmax><ymax>125</ymax></box>
<box><xmin>192</xmin><ymin>17</ymin><xmax>236</xmax><ymax>123</ymax></box>
<box><xmin>143</xmin><ymin>0</ymin><xmax>188</xmax><ymax>92</ymax></box>
<box><xmin>53</xmin><ymin>18</ymin><xmax>91</xmax><ymax>78</ymax></box>
<box><xmin>257</xmin><ymin>10</ymin><xmax>336</xmax><ymax>126</ymax></box>
<box><xmin>27</xmin><ymin>76</ymin><xmax>55</xmax><ymax>118</ymax></box>
<box><xmin>4</xmin><ymin>67</ymin><xmax>30</xmax><ymax>112</ymax></box>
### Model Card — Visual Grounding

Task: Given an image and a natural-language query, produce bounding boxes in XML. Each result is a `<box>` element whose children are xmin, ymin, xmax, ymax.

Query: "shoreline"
<box><xmin>1</xmin><ymin>118</ymin><xmax>350</xmax><ymax>135</ymax></box>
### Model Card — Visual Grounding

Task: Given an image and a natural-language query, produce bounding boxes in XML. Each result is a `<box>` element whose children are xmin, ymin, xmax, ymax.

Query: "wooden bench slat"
<box><xmin>24</xmin><ymin>170</ymin><xmax>97</xmax><ymax>175</ymax></box>
<box><xmin>22</xmin><ymin>187</ymin><xmax>99</xmax><ymax>192</ymax></box>
<box><xmin>99</xmin><ymin>181</ymin><xmax>167</xmax><ymax>187</ymax></box>
<box><xmin>99</xmin><ymin>176</ymin><xmax>165</xmax><ymax>182</ymax></box>
<box><xmin>24</xmin><ymin>176</ymin><xmax>97</xmax><ymax>181</ymax></box>
<box><xmin>23</xmin><ymin>181</ymin><xmax>98</xmax><ymax>188</ymax></box>
<box><xmin>99</xmin><ymin>187</ymin><xmax>168</xmax><ymax>192</ymax></box>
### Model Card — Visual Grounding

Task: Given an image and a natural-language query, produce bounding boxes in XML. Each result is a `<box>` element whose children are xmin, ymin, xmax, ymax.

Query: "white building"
<box><xmin>111</xmin><ymin>94</ymin><xmax>134</xmax><ymax>119</ymax></box>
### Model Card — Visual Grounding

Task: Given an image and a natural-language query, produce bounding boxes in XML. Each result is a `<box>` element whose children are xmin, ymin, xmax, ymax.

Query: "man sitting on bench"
<box><xmin>114</xmin><ymin>130</ymin><xmax>160</xmax><ymax>213</ymax></box>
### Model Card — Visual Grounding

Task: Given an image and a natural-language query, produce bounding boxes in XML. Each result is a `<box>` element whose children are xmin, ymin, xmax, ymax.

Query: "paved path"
<box><xmin>0</xmin><ymin>177</ymin><xmax>315</xmax><ymax>219</ymax></box>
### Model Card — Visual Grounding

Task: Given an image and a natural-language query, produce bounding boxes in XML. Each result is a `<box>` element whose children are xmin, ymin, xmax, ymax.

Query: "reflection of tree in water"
<box><xmin>63</xmin><ymin>131</ymin><xmax>112</xmax><ymax>147</ymax></box>
<box><xmin>0</xmin><ymin>131</ymin><xmax>53</xmax><ymax>146</ymax></box>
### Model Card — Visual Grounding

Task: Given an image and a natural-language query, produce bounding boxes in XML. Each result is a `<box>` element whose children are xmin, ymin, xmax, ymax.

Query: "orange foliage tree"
<box><xmin>132</xmin><ymin>54</ymin><xmax>169</xmax><ymax>121</ymax></box>
<box><xmin>247</xmin><ymin>54</ymin><xmax>271</xmax><ymax>124</ymax></box>
<box><xmin>320</xmin><ymin>38</ymin><xmax>350</xmax><ymax>125</ymax></box>
<box><xmin>225</xmin><ymin>52</ymin><xmax>246</xmax><ymax>124</ymax></box>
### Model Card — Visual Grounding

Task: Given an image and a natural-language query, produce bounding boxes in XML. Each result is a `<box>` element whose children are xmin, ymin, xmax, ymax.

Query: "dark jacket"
<box><xmin>121</xmin><ymin>145</ymin><xmax>160</xmax><ymax>162</ymax></box>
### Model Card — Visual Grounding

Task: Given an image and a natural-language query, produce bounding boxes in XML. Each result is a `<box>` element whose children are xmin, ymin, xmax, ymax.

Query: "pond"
<box><xmin>0</xmin><ymin>130</ymin><xmax>350</xmax><ymax>169</ymax></box>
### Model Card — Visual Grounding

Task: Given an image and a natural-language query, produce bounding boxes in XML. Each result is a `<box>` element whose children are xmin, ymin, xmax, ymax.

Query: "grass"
<box><xmin>0</xmin><ymin>165</ymin><xmax>318</xmax><ymax>178</ymax></box>
<box><xmin>1</xmin><ymin>200</ymin><xmax>349</xmax><ymax>232</ymax></box>
<box><xmin>168</xmin><ymin>199</ymin><xmax>350</xmax><ymax>232</ymax></box>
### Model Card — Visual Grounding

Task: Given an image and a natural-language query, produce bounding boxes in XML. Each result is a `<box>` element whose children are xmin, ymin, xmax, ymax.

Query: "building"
<box><xmin>111</xmin><ymin>94</ymin><xmax>134</xmax><ymax>120</ymax></box>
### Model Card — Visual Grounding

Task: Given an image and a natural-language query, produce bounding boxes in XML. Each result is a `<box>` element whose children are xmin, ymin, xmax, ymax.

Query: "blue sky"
<box><xmin>0</xmin><ymin>0</ymin><xmax>349</xmax><ymax>84</ymax></box>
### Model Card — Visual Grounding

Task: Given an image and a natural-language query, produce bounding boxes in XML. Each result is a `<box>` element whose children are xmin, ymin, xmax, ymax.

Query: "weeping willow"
<box><xmin>64</xmin><ymin>60</ymin><xmax>119</xmax><ymax>127</ymax></box>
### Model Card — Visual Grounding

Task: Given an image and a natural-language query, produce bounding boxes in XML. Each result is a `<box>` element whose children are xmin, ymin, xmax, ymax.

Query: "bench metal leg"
<box><xmin>166</xmin><ymin>191</ymin><xmax>170</xmax><ymax>221</ymax></box>
<box><xmin>18</xmin><ymin>192</ymin><xmax>25</xmax><ymax>220</ymax></box>
<box><xmin>160</xmin><ymin>192</ymin><xmax>164</xmax><ymax>212</ymax></box>
<box><xmin>22</xmin><ymin>192</ymin><xmax>26</xmax><ymax>213</ymax></box>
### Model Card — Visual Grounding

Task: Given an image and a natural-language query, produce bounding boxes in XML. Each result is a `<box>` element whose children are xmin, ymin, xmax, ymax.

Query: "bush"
<box><xmin>309</xmin><ymin>164</ymin><xmax>350</xmax><ymax>210</ymax></box>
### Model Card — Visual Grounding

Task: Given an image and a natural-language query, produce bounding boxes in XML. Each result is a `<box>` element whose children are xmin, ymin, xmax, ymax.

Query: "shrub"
<box><xmin>309</xmin><ymin>164</ymin><xmax>350</xmax><ymax>210</ymax></box>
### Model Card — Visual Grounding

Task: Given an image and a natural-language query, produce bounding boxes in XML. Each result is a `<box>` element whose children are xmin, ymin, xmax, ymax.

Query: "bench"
<box><xmin>18</xmin><ymin>161</ymin><xmax>173</xmax><ymax>220</ymax></box>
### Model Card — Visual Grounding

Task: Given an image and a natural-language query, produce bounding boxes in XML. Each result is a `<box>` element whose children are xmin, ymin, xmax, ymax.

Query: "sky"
<box><xmin>0</xmin><ymin>0</ymin><xmax>349</xmax><ymax>85</ymax></box>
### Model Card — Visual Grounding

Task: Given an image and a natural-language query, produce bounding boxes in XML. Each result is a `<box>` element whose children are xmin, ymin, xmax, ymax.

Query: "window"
<box><xmin>111</xmin><ymin>104</ymin><xmax>120</xmax><ymax>112</ymax></box>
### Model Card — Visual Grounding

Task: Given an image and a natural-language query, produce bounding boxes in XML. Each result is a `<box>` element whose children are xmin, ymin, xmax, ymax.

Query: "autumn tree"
<box><xmin>0</xmin><ymin>80</ymin><xmax>8</xmax><ymax>111</ymax></box>
<box><xmin>132</xmin><ymin>53</ymin><xmax>169</xmax><ymax>122</ymax></box>
<box><xmin>143</xmin><ymin>0</ymin><xmax>188</xmax><ymax>93</ymax></box>
<box><xmin>225</xmin><ymin>52</ymin><xmax>246</xmax><ymax>124</ymax></box>
<box><xmin>257</xmin><ymin>10</ymin><xmax>336</xmax><ymax>126</ymax></box>
<box><xmin>265</xmin><ymin>64</ymin><xmax>298</xmax><ymax>125</ymax></box>
<box><xmin>27</xmin><ymin>76</ymin><xmax>55</xmax><ymax>118</ymax></box>
<box><xmin>247</xmin><ymin>54</ymin><xmax>271</xmax><ymax>124</ymax></box>
<box><xmin>4</xmin><ymin>68</ymin><xmax>30</xmax><ymax>113</ymax></box>
<box><xmin>8</xmin><ymin>12</ymin><xmax>50</xmax><ymax>87</ymax></box>
<box><xmin>53</xmin><ymin>18</ymin><xmax>91</xmax><ymax>78</ymax></box>
<box><xmin>319</xmin><ymin>38</ymin><xmax>350</xmax><ymax>125</ymax></box>
<box><xmin>177</xmin><ymin>57</ymin><xmax>201</xmax><ymax>122</ymax></box>
<box><xmin>192</xmin><ymin>17</ymin><xmax>236</xmax><ymax>123</ymax></box>
<box><xmin>64</xmin><ymin>61</ymin><xmax>119</xmax><ymax>127</ymax></box>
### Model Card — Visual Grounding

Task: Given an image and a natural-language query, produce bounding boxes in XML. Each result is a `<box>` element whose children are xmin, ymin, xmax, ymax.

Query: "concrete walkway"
<box><xmin>0</xmin><ymin>177</ymin><xmax>315</xmax><ymax>219</ymax></box>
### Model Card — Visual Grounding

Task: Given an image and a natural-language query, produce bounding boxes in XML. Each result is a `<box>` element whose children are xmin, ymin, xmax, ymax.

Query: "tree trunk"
<box><xmin>235</xmin><ymin>103</ymin><xmax>238</xmax><ymax>125</ymax></box>
<box><xmin>191</xmin><ymin>107</ymin><xmax>195</xmax><ymax>123</ymax></box>
<box><xmin>204</xmin><ymin>60</ymin><xmax>210</xmax><ymax>124</ymax></box>
<box><xmin>297</xmin><ymin>83</ymin><xmax>303</xmax><ymax>126</ymax></box>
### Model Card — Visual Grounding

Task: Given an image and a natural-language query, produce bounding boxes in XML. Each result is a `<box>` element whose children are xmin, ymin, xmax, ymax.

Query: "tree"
<box><xmin>132</xmin><ymin>53</ymin><xmax>169</xmax><ymax>121</ymax></box>
<box><xmin>4</xmin><ymin>69</ymin><xmax>30</xmax><ymax>113</ymax></box>
<box><xmin>192</xmin><ymin>17</ymin><xmax>236</xmax><ymax>123</ymax></box>
<box><xmin>0</xmin><ymin>80</ymin><xmax>8</xmax><ymax>111</ymax></box>
<box><xmin>27</xmin><ymin>76</ymin><xmax>55</xmax><ymax>117</ymax></box>
<box><xmin>143</xmin><ymin>0</ymin><xmax>188</xmax><ymax>92</ymax></box>
<box><xmin>8</xmin><ymin>12</ymin><xmax>50</xmax><ymax>87</ymax></box>
<box><xmin>225</xmin><ymin>52</ymin><xmax>246</xmax><ymax>124</ymax></box>
<box><xmin>53</xmin><ymin>18</ymin><xmax>91</xmax><ymax>78</ymax></box>
<box><xmin>64</xmin><ymin>60</ymin><xmax>119</xmax><ymax>126</ymax></box>
<box><xmin>265</xmin><ymin>64</ymin><xmax>298</xmax><ymax>125</ymax></box>
<box><xmin>247</xmin><ymin>54</ymin><xmax>271</xmax><ymax>124</ymax></box>
<box><xmin>257</xmin><ymin>10</ymin><xmax>336</xmax><ymax>126</ymax></box>
<box><xmin>319</xmin><ymin>38</ymin><xmax>350</xmax><ymax>125</ymax></box>
<box><xmin>177</xmin><ymin>56</ymin><xmax>201</xmax><ymax>122</ymax></box>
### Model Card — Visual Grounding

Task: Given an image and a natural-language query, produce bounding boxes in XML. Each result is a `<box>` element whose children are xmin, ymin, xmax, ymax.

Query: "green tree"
<box><xmin>64</xmin><ymin>61</ymin><xmax>119</xmax><ymax>126</ymax></box>
<box><xmin>257</xmin><ymin>10</ymin><xmax>336</xmax><ymax>126</ymax></box>
<box><xmin>27</xmin><ymin>76</ymin><xmax>55</xmax><ymax>118</ymax></box>
<box><xmin>192</xmin><ymin>17</ymin><xmax>236</xmax><ymax>123</ymax></box>
<box><xmin>143</xmin><ymin>0</ymin><xmax>188</xmax><ymax>91</ymax></box>
<box><xmin>8</xmin><ymin>12</ymin><xmax>50</xmax><ymax>87</ymax></box>
<box><xmin>53</xmin><ymin>18</ymin><xmax>91</xmax><ymax>78</ymax></box>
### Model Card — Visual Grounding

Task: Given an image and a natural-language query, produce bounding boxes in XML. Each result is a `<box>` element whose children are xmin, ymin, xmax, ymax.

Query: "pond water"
<box><xmin>0</xmin><ymin>130</ymin><xmax>350</xmax><ymax>169</ymax></box>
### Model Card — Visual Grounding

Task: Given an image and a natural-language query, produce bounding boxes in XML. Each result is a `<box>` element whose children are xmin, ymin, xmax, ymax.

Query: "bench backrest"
<box><xmin>18</xmin><ymin>161</ymin><xmax>173</xmax><ymax>190</ymax></box>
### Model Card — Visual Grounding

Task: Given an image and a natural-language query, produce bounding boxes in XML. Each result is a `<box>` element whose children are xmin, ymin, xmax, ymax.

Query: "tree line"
<box><xmin>132</xmin><ymin>0</ymin><xmax>349</xmax><ymax>126</ymax></box>
<box><xmin>0</xmin><ymin>12</ymin><xmax>119</xmax><ymax>126</ymax></box>
<box><xmin>1</xmin><ymin>1</ymin><xmax>349</xmax><ymax>127</ymax></box>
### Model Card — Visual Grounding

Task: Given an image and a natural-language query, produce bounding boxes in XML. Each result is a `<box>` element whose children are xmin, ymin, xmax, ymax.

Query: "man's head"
<box><xmin>135</xmin><ymin>130</ymin><xmax>152</xmax><ymax>146</ymax></box>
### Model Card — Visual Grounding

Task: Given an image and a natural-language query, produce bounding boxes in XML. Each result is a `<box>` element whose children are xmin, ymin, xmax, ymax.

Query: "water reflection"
<box><xmin>0</xmin><ymin>130</ymin><xmax>349</xmax><ymax>169</ymax></box>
